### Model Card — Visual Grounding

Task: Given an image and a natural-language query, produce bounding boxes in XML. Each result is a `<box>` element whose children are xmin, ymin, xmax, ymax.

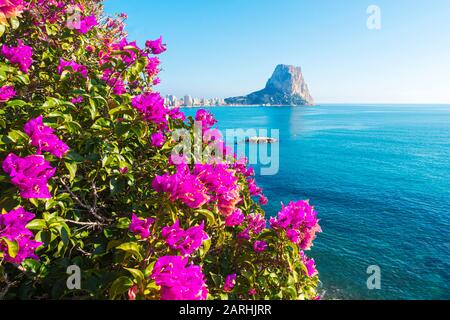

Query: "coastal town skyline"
<box><xmin>165</xmin><ymin>94</ymin><xmax>226</xmax><ymax>107</ymax></box>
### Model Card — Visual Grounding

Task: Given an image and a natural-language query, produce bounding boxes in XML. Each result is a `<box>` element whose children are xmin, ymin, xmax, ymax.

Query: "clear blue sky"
<box><xmin>104</xmin><ymin>0</ymin><xmax>450</xmax><ymax>103</ymax></box>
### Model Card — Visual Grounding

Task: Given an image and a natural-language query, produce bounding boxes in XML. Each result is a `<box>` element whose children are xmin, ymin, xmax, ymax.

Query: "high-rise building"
<box><xmin>166</xmin><ymin>95</ymin><xmax>178</xmax><ymax>108</ymax></box>
<box><xmin>183</xmin><ymin>95</ymin><xmax>193</xmax><ymax>107</ymax></box>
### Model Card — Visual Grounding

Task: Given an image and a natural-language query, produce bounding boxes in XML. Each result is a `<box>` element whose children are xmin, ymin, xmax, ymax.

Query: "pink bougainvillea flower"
<box><xmin>151</xmin><ymin>256</ymin><xmax>208</xmax><ymax>300</ymax></box>
<box><xmin>23</xmin><ymin>115</ymin><xmax>54</xmax><ymax>137</ymax></box>
<box><xmin>119</xmin><ymin>167</ymin><xmax>129</xmax><ymax>175</ymax></box>
<box><xmin>247</xmin><ymin>178</ymin><xmax>263</xmax><ymax>197</ymax></box>
<box><xmin>168</xmin><ymin>108</ymin><xmax>186</xmax><ymax>121</ymax></box>
<box><xmin>71</xmin><ymin>96</ymin><xmax>84</xmax><ymax>104</ymax></box>
<box><xmin>0</xmin><ymin>85</ymin><xmax>16</xmax><ymax>102</ymax></box>
<box><xmin>145</xmin><ymin>36</ymin><xmax>167</xmax><ymax>55</ymax></box>
<box><xmin>300</xmin><ymin>251</ymin><xmax>318</xmax><ymax>278</ymax></box>
<box><xmin>128</xmin><ymin>285</ymin><xmax>138</xmax><ymax>301</ymax></box>
<box><xmin>2</xmin><ymin>153</ymin><xmax>55</xmax><ymax>199</ymax></box>
<box><xmin>58</xmin><ymin>59</ymin><xmax>88</xmax><ymax>78</ymax></box>
<box><xmin>193</xmin><ymin>163</ymin><xmax>241</xmax><ymax>216</ymax></box>
<box><xmin>129</xmin><ymin>213</ymin><xmax>154</xmax><ymax>239</ymax></box>
<box><xmin>1</xmin><ymin>39</ymin><xmax>33</xmax><ymax>73</ymax></box>
<box><xmin>0</xmin><ymin>207</ymin><xmax>42</xmax><ymax>264</ymax></box>
<box><xmin>225</xmin><ymin>209</ymin><xmax>245</xmax><ymax>227</ymax></box>
<box><xmin>248</xmin><ymin>288</ymin><xmax>257</xmax><ymax>296</ymax></box>
<box><xmin>238</xmin><ymin>228</ymin><xmax>250</xmax><ymax>240</ymax></box>
<box><xmin>132</xmin><ymin>92</ymin><xmax>168</xmax><ymax>126</ymax></box>
<box><xmin>247</xmin><ymin>213</ymin><xmax>266</xmax><ymax>235</ymax></box>
<box><xmin>76</xmin><ymin>14</ymin><xmax>98</xmax><ymax>34</ymax></box>
<box><xmin>223</xmin><ymin>274</ymin><xmax>237</xmax><ymax>292</ymax></box>
<box><xmin>152</xmin><ymin>77</ymin><xmax>161</xmax><ymax>86</ymax></box>
<box><xmin>195</xmin><ymin>109</ymin><xmax>217</xmax><ymax>132</ymax></box>
<box><xmin>161</xmin><ymin>220</ymin><xmax>209</xmax><ymax>256</ymax></box>
<box><xmin>110</xmin><ymin>38</ymin><xmax>142</xmax><ymax>64</ymax></box>
<box><xmin>253</xmin><ymin>240</ymin><xmax>268</xmax><ymax>253</ymax></box>
<box><xmin>111</xmin><ymin>78</ymin><xmax>127</xmax><ymax>95</ymax></box>
<box><xmin>24</xmin><ymin>116</ymin><xmax>70</xmax><ymax>158</ymax></box>
<box><xmin>153</xmin><ymin>164</ymin><xmax>210</xmax><ymax>209</ymax></box>
<box><xmin>0</xmin><ymin>0</ymin><xmax>24</xmax><ymax>26</ymax></box>
<box><xmin>259</xmin><ymin>195</ymin><xmax>268</xmax><ymax>205</ymax></box>
<box><xmin>151</xmin><ymin>131</ymin><xmax>166</xmax><ymax>148</ymax></box>
<box><xmin>286</xmin><ymin>228</ymin><xmax>301</xmax><ymax>244</ymax></box>
<box><xmin>146</xmin><ymin>56</ymin><xmax>160</xmax><ymax>77</ymax></box>
<box><xmin>270</xmin><ymin>200</ymin><xmax>321</xmax><ymax>250</ymax></box>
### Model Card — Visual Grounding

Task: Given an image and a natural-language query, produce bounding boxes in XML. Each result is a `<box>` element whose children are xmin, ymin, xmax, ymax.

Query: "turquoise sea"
<box><xmin>183</xmin><ymin>104</ymin><xmax>450</xmax><ymax>300</ymax></box>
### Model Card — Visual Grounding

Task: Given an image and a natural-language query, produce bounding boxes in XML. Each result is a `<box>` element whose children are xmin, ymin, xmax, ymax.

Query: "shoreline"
<box><xmin>179</xmin><ymin>104</ymin><xmax>316</xmax><ymax>108</ymax></box>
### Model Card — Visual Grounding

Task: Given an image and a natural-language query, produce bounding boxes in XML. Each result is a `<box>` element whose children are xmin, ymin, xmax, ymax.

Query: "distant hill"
<box><xmin>225</xmin><ymin>64</ymin><xmax>314</xmax><ymax>106</ymax></box>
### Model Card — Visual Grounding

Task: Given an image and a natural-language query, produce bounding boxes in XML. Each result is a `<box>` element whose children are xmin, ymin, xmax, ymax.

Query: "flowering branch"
<box><xmin>58</xmin><ymin>178</ymin><xmax>106</xmax><ymax>222</ymax></box>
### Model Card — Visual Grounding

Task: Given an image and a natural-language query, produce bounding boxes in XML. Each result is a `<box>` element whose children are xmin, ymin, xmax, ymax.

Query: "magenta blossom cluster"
<box><xmin>193</xmin><ymin>163</ymin><xmax>241</xmax><ymax>216</ymax></box>
<box><xmin>225</xmin><ymin>209</ymin><xmax>245</xmax><ymax>227</ymax></box>
<box><xmin>0</xmin><ymin>85</ymin><xmax>16</xmax><ymax>102</ymax></box>
<box><xmin>151</xmin><ymin>256</ymin><xmax>208</xmax><ymax>300</ymax></box>
<box><xmin>253</xmin><ymin>240</ymin><xmax>268</xmax><ymax>253</ymax></box>
<box><xmin>0</xmin><ymin>207</ymin><xmax>42</xmax><ymax>264</ymax></box>
<box><xmin>233</xmin><ymin>157</ymin><xmax>255</xmax><ymax>177</ymax></box>
<box><xmin>247</xmin><ymin>178</ymin><xmax>267</xmax><ymax>205</ymax></box>
<box><xmin>153</xmin><ymin>162</ymin><xmax>243</xmax><ymax>214</ymax></box>
<box><xmin>270</xmin><ymin>200</ymin><xmax>322</xmax><ymax>251</ymax></box>
<box><xmin>146</xmin><ymin>57</ymin><xmax>160</xmax><ymax>78</ymax></box>
<box><xmin>2</xmin><ymin>154</ymin><xmax>55</xmax><ymax>199</ymax></box>
<box><xmin>110</xmin><ymin>38</ymin><xmax>142</xmax><ymax>64</ymax></box>
<box><xmin>129</xmin><ymin>213</ymin><xmax>155</xmax><ymax>239</ymax></box>
<box><xmin>300</xmin><ymin>251</ymin><xmax>318</xmax><ymax>278</ymax></box>
<box><xmin>168</xmin><ymin>108</ymin><xmax>186</xmax><ymax>121</ymax></box>
<box><xmin>195</xmin><ymin>109</ymin><xmax>217</xmax><ymax>132</ymax></box>
<box><xmin>1</xmin><ymin>39</ymin><xmax>33</xmax><ymax>73</ymax></box>
<box><xmin>71</xmin><ymin>96</ymin><xmax>84</xmax><ymax>104</ymax></box>
<box><xmin>145</xmin><ymin>36</ymin><xmax>167</xmax><ymax>55</ymax></box>
<box><xmin>223</xmin><ymin>274</ymin><xmax>237</xmax><ymax>292</ymax></box>
<box><xmin>101</xmin><ymin>69</ymin><xmax>126</xmax><ymax>95</ymax></box>
<box><xmin>75</xmin><ymin>14</ymin><xmax>98</xmax><ymax>34</ymax></box>
<box><xmin>131</xmin><ymin>92</ymin><xmax>168</xmax><ymax>128</ymax></box>
<box><xmin>162</xmin><ymin>220</ymin><xmax>209</xmax><ymax>256</ymax></box>
<box><xmin>153</xmin><ymin>163</ymin><xmax>210</xmax><ymax>209</ymax></box>
<box><xmin>24</xmin><ymin>116</ymin><xmax>70</xmax><ymax>159</ymax></box>
<box><xmin>150</xmin><ymin>132</ymin><xmax>166</xmax><ymax>148</ymax></box>
<box><xmin>238</xmin><ymin>213</ymin><xmax>266</xmax><ymax>241</ymax></box>
<box><xmin>98</xmin><ymin>35</ymin><xmax>165</xmax><ymax>93</ymax></box>
<box><xmin>57</xmin><ymin>59</ymin><xmax>88</xmax><ymax>78</ymax></box>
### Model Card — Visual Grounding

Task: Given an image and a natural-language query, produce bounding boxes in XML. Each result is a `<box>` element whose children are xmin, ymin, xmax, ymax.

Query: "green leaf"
<box><xmin>116</xmin><ymin>242</ymin><xmax>143</xmax><ymax>261</ymax></box>
<box><xmin>109</xmin><ymin>276</ymin><xmax>133</xmax><ymax>299</ymax></box>
<box><xmin>88</xmin><ymin>98</ymin><xmax>98</xmax><ymax>120</ymax></box>
<box><xmin>199</xmin><ymin>238</ymin><xmax>211</xmax><ymax>258</ymax></box>
<box><xmin>194</xmin><ymin>209</ymin><xmax>216</xmax><ymax>225</ymax></box>
<box><xmin>22</xmin><ymin>259</ymin><xmax>41</xmax><ymax>273</ymax></box>
<box><xmin>10</xmin><ymin>16</ymin><xmax>20</xmax><ymax>29</ymax></box>
<box><xmin>7</xmin><ymin>129</ymin><xmax>29</xmax><ymax>143</ymax></box>
<box><xmin>116</xmin><ymin>217</ymin><xmax>131</xmax><ymax>229</ymax></box>
<box><xmin>144</xmin><ymin>261</ymin><xmax>156</xmax><ymax>278</ymax></box>
<box><xmin>26</xmin><ymin>219</ymin><xmax>47</xmax><ymax>231</ymax></box>
<box><xmin>65</xmin><ymin>162</ymin><xmax>77</xmax><ymax>182</ymax></box>
<box><xmin>0</xmin><ymin>25</ymin><xmax>5</xmax><ymax>37</ymax></box>
<box><xmin>1</xmin><ymin>237</ymin><xmax>19</xmax><ymax>258</ymax></box>
<box><xmin>6</xmin><ymin>100</ymin><xmax>28</xmax><ymax>107</ymax></box>
<box><xmin>124</xmin><ymin>267</ymin><xmax>144</xmax><ymax>283</ymax></box>
<box><xmin>16</xmin><ymin>74</ymin><xmax>30</xmax><ymax>85</ymax></box>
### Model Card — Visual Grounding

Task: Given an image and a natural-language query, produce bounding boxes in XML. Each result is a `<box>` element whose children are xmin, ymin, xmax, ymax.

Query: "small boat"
<box><xmin>245</xmin><ymin>137</ymin><xmax>278</xmax><ymax>144</ymax></box>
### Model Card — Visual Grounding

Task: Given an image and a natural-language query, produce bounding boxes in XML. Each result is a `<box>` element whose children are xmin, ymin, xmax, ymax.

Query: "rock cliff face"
<box><xmin>225</xmin><ymin>64</ymin><xmax>314</xmax><ymax>106</ymax></box>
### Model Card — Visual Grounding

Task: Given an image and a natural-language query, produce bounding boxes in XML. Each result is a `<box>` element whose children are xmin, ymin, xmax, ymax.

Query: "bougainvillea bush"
<box><xmin>0</xmin><ymin>0</ymin><xmax>321</xmax><ymax>300</ymax></box>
